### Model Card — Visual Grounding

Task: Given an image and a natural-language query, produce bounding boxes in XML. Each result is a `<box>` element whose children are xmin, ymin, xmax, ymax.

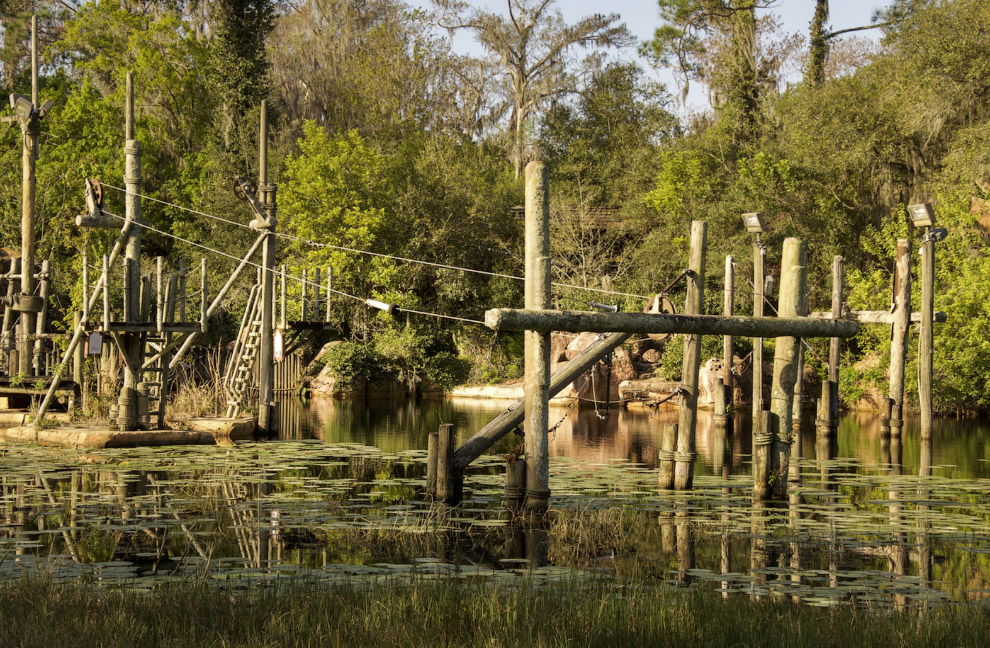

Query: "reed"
<box><xmin>0</xmin><ymin>577</ymin><xmax>985</xmax><ymax>648</ymax></box>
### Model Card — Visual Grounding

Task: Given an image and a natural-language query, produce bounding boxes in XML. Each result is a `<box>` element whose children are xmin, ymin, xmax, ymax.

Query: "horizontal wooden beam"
<box><xmin>485</xmin><ymin>309</ymin><xmax>860</xmax><ymax>339</ymax></box>
<box><xmin>808</xmin><ymin>310</ymin><xmax>947</xmax><ymax>325</ymax></box>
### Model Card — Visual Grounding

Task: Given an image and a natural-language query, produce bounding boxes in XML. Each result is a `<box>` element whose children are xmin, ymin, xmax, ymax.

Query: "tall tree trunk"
<box><xmin>807</xmin><ymin>0</ymin><xmax>830</xmax><ymax>86</ymax></box>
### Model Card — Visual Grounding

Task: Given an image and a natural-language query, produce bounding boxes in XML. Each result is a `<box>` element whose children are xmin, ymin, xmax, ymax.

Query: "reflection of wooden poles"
<box><xmin>674</xmin><ymin>221</ymin><xmax>706</xmax><ymax>491</ymax></box>
<box><xmin>886</xmin><ymin>240</ymin><xmax>911</xmax><ymax>439</ymax></box>
<box><xmin>714</xmin><ymin>255</ymin><xmax>733</xmax><ymax>428</ymax></box>
<box><xmin>523</xmin><ymin>161</ymin><xmax>551</xmax><ymax>512</ymax></box>
<box><xmin>675</xmin><ymin>505</ymin><xmax>694</xmax><ymax>586</ymax></box>
<box><xmin>770</xmin><ymin>238</ymin><xmax>806</xmax><ymax>499</ymax></box>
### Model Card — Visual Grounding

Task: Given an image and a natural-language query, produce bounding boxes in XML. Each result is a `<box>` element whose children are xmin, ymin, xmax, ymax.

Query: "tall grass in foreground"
<box><xmin>0</xmin><ymin>578</ymin><xmax>987</xmax><ymax>647</ymax></box>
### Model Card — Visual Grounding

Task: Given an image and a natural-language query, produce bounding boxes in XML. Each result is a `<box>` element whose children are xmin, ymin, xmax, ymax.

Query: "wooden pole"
<box><xmin>301</xmin><ymin>269</ymin><xmax>308</xmax><ymax>321</ymax></box>
<box><xmin>486</xmin><ymin>310</ymin><xmax>857</xmax><ymax>338</ymax></box>
<box><xmin>178</xmin><ymin>259</ymin><xmax>186</xmax><ymax>322</ymax></box>
<box><xmin>752</xmin><ymin>238</ymin><xmax>765</xmax><ymax>418</ymax></box>
<box><xmin>72</xmin><ymin>311</ymin><xmax>84</xmax><ymax>409</ymax></box>
<box><xmin>753</xmin><ymin>409</ymin><xmax>774</xmax><ymax>500</ymax></box>
<box><xmin>326</xmin><ymin>266</ymin><xmax>333</xmax><ymax>322</ymax></box>
<box><xmin>426</xmin><ymin>429</ymin><xmax>438</xmax><ymax>498</ymax></box>
<box><xmin>200</xmin><ymin>258</ymin><xmax>207</xmax><ymax>333</ymax></box>
<box><xmin>715</xmin><ymin>255</ymin><xmax>734</xmax><ymax>427</ymax></box>
<box><xmin>770</xmin><ymin>238</ymin><xmax>806</xmax><ymax>499</ymax></box>
<box><xmin>156</xmin><ymin>257</ymin><xmax>163</xmax><ymax>333</ymax></box>
<box><xmin>33</xmin><ymin>259</ymin><xmax>49</xmax><ymax>374</ymax></box>
<box><xmin>674</xmin><ymin>221</ymin><xmax>706</xmax><ymax>490</ymax></box>
<box><xmin>1</xmin><ymin>259</ymin><xmax>17</xmax><ymax>361</ymax></box>
<box><xmin>118</xmin><ymin>70</ymin><xmax>143</xmax><ymax>430</ymax></box>
<box><xmin>919</xmin><ymin>234</ymin><xmax>935</xmax><ymax>440</ymax></box>
<box><xmin>887</xmin><ymin>239</ymin><xmax>911</xmax><ymax>439</ymax></box>
<box><xmin>818</xmin><ymin>256</ymin><xmax>843</xmax><ymax>438</ymax></box>
<box><xmin>313</xmin><ymin>267</ymin><xmax>321</xmax><ymax>322</ymax></box>
<box><xmin>16</xmin><ymin>16</ymin><xmax>40</xmax><ymax>376</ymax></box>
<box><xmin>257</xmin><ymin>100</ymin><xmax>277</xmax><ymax>436</ymax></box>
<box><xmin>523</xmin><ymin>160</ymin><xmax>551</xmax><ymax>512</ymax></box>
<box><xmin>435</xmin><ymin>423</ymin><xmax>455</xmax><ymax>503</ymax></box>
<box><xmin>280</xmin><ymin>265</ymin><xmax>287</xmax><ymax>329</ymax></box>
<box><xmin>657</xmin><ymin>422</ymin><xmax>676</xmax><ymax>490</ymax></box>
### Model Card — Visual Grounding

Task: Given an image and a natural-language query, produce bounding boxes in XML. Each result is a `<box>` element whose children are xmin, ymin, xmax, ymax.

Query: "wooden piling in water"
<box><xmin>752</xmin><ymin>239</ymin><xmax>766</xmax><ymax>418</ymax></box>
<box><xmin>674</xmin><ymin>221</ymin><xmax>707</xmax><ymax>491</ymax></box>
<box><xmin>715</xmin><ymin>255</ymin><xmax>733</xmax><ymax>429</ymax></box>
<box><xmin>817</xmin><ymin>256</ymin><xmax>843</xmax><ymax>439</ymax></box>
<box><xmin>887</xmin><ymin>240</ymin><xmax>911</xmax><ymax>439</ymax></box>
<box><xmin>257</xmin><ymin>100</ymin><xmax>277</xmax><ymax>437</ymax></box>
<box><xmin>504</xmin><ymin>454</ymin><xmax>525</xmax><ymax>510</ymax></box>
<box><xmin>919</xmin><ymin>234</ymin><xmax>935</xmax><ymax>441</ymax></box>
<box><xmin>426</xmin><ymin>429</ymin><xmax>438</xmax><ymax>498</ymax></box>
<box><xmin>435</xmin><ymin>423</ymin><xmax>455</xmax><ymax>503</ymax></box>
<box><xmin>770</xmin><ymin>238</ymin><xmax>806</xmax><ymax>499</ymax></box>
<box><xmin>523</xmin><ymin>160</ymin><xmax>551</xmax><ymax>512</ymax></box>
<box><xmin>753</xmin><ymin>410</ymin><xmax>775</xmax><ymax>500</ymax></box>
<box><xmin>657</xmin><ymin>423</ymin><xmax>677</xmax><ymax>490</ymax></box>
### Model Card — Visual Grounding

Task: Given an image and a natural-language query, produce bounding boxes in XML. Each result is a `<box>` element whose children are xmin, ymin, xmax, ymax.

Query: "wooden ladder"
<box><xmin>224</xmin><ymin>284</ymin><xmax>262</xmax><ymax>418</ymax></box>
<box><xmin>144</xmin><ymin>333</ymin><xmax>169</xmax><ymax>428</ymax></box>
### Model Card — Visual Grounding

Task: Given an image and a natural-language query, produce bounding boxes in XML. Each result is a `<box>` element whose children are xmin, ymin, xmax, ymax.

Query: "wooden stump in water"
<box><xmin>657</xmin><ymin>423</ymin><xmax>677</xmax><ymax>490</ymax></box>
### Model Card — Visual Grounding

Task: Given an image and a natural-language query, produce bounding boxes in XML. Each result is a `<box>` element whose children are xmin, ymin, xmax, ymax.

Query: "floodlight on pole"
<box><xmin>908</xmin><ymin>203</ymin><xmax>934</xmax><ymax>228</ymax></box>
<box><xmin>742</xmin><ymin>212</ymin><xmax>765</xmax><ymax>234</ymax></box>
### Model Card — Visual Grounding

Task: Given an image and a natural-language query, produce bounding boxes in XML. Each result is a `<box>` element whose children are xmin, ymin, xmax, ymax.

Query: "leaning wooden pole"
<box><xmin>770</xmin><ymin>238</ymin><xmax>806</xmax><ymax>499</ymax></box>
<box><xmin>523</xmin><ymin>160</ymin><xmax>551</xmax><ymax>512</ymax></box>
<box><xmin>674</xmin><ymin>221</ymin><xmax>707</xmax><ymax>490</ymax></box>
<box><xmin>919</xmin><ymin>235</ymin><xmax>935</xmax><ymax>441</ymax></box>
<box><xmin>257</xmin><ymin>100</ymin><xmax>277</xmax><ymax>436</ymax></box>
<box><xmin>887</xmin><ymin>240</ymin><xmax>911</xmax><ymax>439</ymax></box>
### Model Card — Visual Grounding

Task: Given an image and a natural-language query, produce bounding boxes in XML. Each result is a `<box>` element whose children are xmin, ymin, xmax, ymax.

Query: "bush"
<box><xmin>321</xmin><ymin>342</ymin><xmax>379</xmax><ymax>390</ymax></box>
<box><xmin>424</xmin><ymin>353</ymin><xmax>472</xmax><ymax>391</ymax></box>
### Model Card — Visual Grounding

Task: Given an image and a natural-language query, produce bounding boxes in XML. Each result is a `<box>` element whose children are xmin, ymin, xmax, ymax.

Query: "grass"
<box><xmin>0</xmin><ymin>577</ymin><xmax>987</xmax><ymax>647</ymax></box>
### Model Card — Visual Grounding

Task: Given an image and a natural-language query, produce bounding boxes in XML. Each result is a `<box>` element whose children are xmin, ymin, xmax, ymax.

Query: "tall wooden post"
<box><xmin>789</xmin><ymin>281</ymin><xmax>806</xmax><ymax>485</ymax></box>
<box><xmin>257</xmin><ymin>100</ymin><xmax>277</xmax><ymax>436</ymax></box>
<box><xmin>752</xmin><ymin>238</ymin><xmax>765</xmax><ymax>419</ymax></box>
<box><xmin>523</xmin><ymin>160</ymin><xmax>551</xmax><ymax>512</ymax></box>
<box><xmin>325</xmin><ymin>267</ymin><xmax>333</xmax><ymax>322</ymax></box>
<box><xmin>887</xmin><ymin>240</ymin><xmax>911</xmax><ymax>439</ymax></box>
<box><xmin>674</xmin><ymin>221</ymin><xmax>707</xmax><ymax>490</ymax></box>
<box><xmin>72</xmin><ymin>311</ymin><xmax>84</xmax><ymax>410</ymax></box>
<box><xmin>118</xmin><ymin>71</ymin><xmax>143</xmax><ymax>430</ymax></box>
<box><xmin>770</xmin><ymin>238</ymin><xmax>806</xmax><ymax>499</ymax></box>
<box><xmin>436</xmin><ymin>423</ymin><xmax>456</xmax><ymax>503</ymax></box>
<box><xmin>715</xmin><ymin>255</ymin><xmax>734</xmax><ymax>427</ymax></box>
<box><xmin>33</xmin><ymin>259</ymin><xmax>49</xmax><ymax>374</ymax></box>
<box><xmin>657</xmin><ymin>422</ymin><xmax>676</xmax><ymax>490</ymax></box>
<box><xmin>279</xmin><ymin>265</ymin><xmax>287</xmax><ymax>329</ymax></box>
<box><xmin>919</xmin><ymin>235</ymin><xmax>935</xmax><ymax>440</ymax></box>
<box><xmin>818</xmin><ymin>256</ymin><xmax>843</xmax><ymax>437</ymax></box>
<box><xmin>17</xmin><ymin>17</ymin><xmax>41</xmax><ymax>376</ymax></box>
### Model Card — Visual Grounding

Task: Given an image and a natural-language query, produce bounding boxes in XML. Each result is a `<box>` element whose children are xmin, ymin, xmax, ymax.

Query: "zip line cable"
<box><xmin>98</xmin><ymin>210</ymin><xmax>486</xmax><ymax>326</ymax></box>
<box><xmin>98</xmin><ymin>182</ymin><xmax>652</xmax><ymax>300</ymax></box>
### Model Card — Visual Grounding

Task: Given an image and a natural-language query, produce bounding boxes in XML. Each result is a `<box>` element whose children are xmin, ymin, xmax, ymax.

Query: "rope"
<box><xmin>98</xmin><ymin>210</ymin><xmax>486</xmax><ymax>326</ymax></box>
<box><xmin>99</xmin><ymin>182</ymin><xmax>652</xmax><ymax>299</ymax></box>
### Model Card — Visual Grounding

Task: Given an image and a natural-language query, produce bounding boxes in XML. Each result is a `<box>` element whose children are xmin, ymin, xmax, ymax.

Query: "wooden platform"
<box><xmin>0</xmin><ymin>417</ymin><xmax>255</xmax><ymax>448</ymax></box>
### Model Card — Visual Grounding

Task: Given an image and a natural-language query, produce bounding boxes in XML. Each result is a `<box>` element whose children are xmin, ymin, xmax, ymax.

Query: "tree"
<box><xmin>433</xmin><ymin>0</ymin><xmax>632</xmax><ymax>178</ymax></box>
<box><xmin>207</xmin><ymin>0</ymin><xmax>275</xmax><ymax>150</ymax></box>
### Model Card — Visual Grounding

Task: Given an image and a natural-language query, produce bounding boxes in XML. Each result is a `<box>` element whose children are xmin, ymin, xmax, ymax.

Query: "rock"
<box><xmin>552</xmin><ymin>332</ymin><xmax>636</xmax><ymax>402</ymax></box>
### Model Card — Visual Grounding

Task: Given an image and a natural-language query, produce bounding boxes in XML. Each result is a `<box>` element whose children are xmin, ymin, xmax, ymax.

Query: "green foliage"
<box><xmin>319</xmin><ymin>342</ymin><xmax>379</xmax><ymax>390</ymax></box>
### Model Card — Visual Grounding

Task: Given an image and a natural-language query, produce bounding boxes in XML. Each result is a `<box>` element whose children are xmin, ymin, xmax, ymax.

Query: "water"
<box><xmin>1</xmin><ymin>396</ymin><xmax>989</xmax><ymax>608</ymax></box>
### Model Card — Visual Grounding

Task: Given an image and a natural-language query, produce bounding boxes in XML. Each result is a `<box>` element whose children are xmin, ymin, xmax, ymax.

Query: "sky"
<box><xmin>409</xmin><ymin>0</ymin><xmax>893</xmax><ymax>115</ymax></box>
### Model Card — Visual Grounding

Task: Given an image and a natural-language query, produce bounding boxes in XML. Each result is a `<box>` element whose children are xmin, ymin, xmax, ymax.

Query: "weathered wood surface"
<box><xmin>808</xmin><ymin>309</ymin><xmax>945</xmax><ymax>324</ymax></box>
<box><xmin>451</xmin><ymin>331</ymin><xmax>630</xmax><ymax>470</ymax></box>
<box><xmin>770</xmin><ymin>238</ymin><xmax>806</xmax><ymax>499</ymax></box>
<box><xmin>674</xmin><ymin>220</ymin><xmax>706</xmax><ymax>491</ymax></box>
<box><xmin>523</xmin><ymin>160</ymin><xmax>551</xmax><ymax>512</ymax></box>
<box><xmin>919</xmin><ymin>236</ymin><xmax>936</xmax><ymax>440</ymax></box>
<box><xmin>887</xmin><ymin>239</ymin><xmax>911</xmax><ymax>437</ymax></box>
<box><xmin>485</xmin><ymin>309</ymin><xmax>859</xmax><ymax>338</ymax></box>
<box><xmin>753</xmin><ymin>240</ymin><xmax>765</xmax><ymax>416</ymax></box>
